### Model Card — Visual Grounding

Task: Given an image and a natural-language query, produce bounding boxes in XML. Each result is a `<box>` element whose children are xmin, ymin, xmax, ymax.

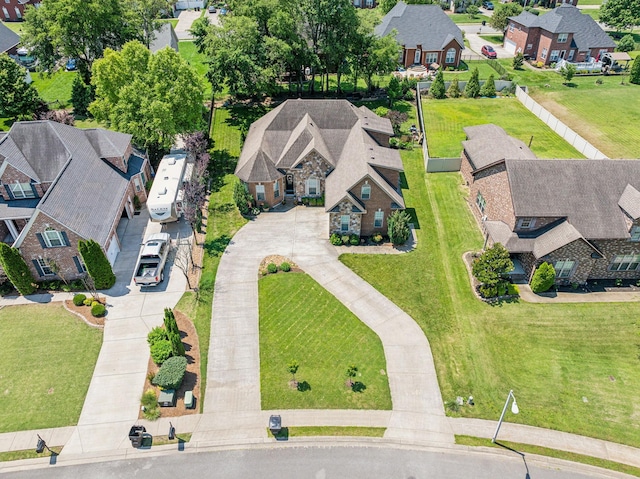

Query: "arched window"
<box><xmin>445</xmin><ymin>48</ymin><xmax>456</xmax><ymax>64</ymax></box>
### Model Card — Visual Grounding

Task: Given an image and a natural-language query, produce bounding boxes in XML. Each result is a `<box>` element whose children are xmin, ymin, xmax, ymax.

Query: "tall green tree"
<box><xmin>479</xmin><ymin>73</ymin><xmax>496</xmax><ymax>97</ymax></box>
<box><xmin>22</xmin><ymin>0</ymin><xmax>137</xmax><ymax>82</ymax></box>
<box><xmin>124</xmin><ymin>0</ymin><xmax>175</xmax><ymax>48</ymax></box>
<box><xmin>430</xmin><ymin>69</ymin><xmax>446</xmax><ymax>99</ymax></box>
<box><xmin>630</xmin><ymin>56</ymin><xmax>640</xmax><ymax>85</ymax></box>
<box><xmin>0</xmin><ymin>244</ymin><xmax>36</xmax><ymax>296</ymax></box>
<box><xmin>387</xmin><ymin>75</ymin><xmax>403</xmax><ymax>106</ymax></box>
<box><xmin>599</xmin><ymin>0</ymin><xmax>640</xmax><ymax>32</ymax></box>
<box><xmin>90</xmin><ymin>41</ymin><xmax>204</xmax><ymax>163</ymax></box>
<box><xmin>0</xmin><ymin>54</ymin><xmax>41</xmax><ymax>120</ymax></box>
<box><xmin>489</xmin><ymin>2</ymin><xmax>523</xmax><ymax>34</ymax></box>
<box><xmin>560</xmin><ymin>63</ymin><xmax>576</xmax><ymax>85</ymax></box>
<box><xmin>189</xmin><ymin>15</ymin><xmax>211</xmax><ymax>54</ymax></box>
<box><xmin>78</xmin><ymin>239</ymin><xmax>116</xmax><ymax>290</ymax></box>
<box><xmin>464</xmin><ymin>67</ymin><xmax>481</xmax><ymax>98</ymax></box>
<box><xmin>71</xmin><ymin>75</ymin><xmax>94</xmax><ymax>117</ymax></box>
<box><xmin>472</xmin><ymin>243</ymin><xmax>513</xmax><ymax>298</ymax></box>
<box><xmin>447</xmin><ymin>76</ymin><xmax>461</xmax><ymax>98</ymax></box>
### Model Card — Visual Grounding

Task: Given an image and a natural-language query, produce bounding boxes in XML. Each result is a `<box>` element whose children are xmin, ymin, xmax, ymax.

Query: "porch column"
<box><xmin>4</xmin><ymin>219</ymin><xmax>19</xmax><ymax>241</ymax></box>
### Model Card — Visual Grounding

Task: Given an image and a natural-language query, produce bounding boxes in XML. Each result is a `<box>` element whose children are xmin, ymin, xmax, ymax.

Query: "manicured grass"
<box><xmin>422</xmin><ymin>97</ymin><xmax>584</xmax><ymax>158</ymax></box>
<box><xmin>179</xmin><ymin>41</ymin><xmax>212</xmax><ymax>98</ymax></box>
<box><xmin>31</xmin><ymin>71</ymin><xmax>78</xmax><ymax>109</ymax></box>
<box><xmin>259</xmin><ymin>272</ymin><xmax>392</xmax><ymax>410</ymax></box>
<box><xmin>456</xmin><ymin>436</ymin><xmax>640</xmax><ymax>477</ymax></box>
<box><xmin>576</xmin><ymin>0</ymin><xmax>602</xmax><ymax>5</ymax></box>
<box><xmin>268</xmin><ymin>427</ymin><xmax>386</xmax><ymax>439</ymax></box>
<box><xmin>580</xmin><ymin>8</ymin><xmax>600</xmax><ymax>21</ymax></box>
<box><xmin>448</xmin><ymin>13</ymin><xmax>491</xmax><ymax>24</ymax></box>
<box><xmin>341</xmin><ymin>100</ymin><xmax>640</xmax><ymax>448</ymax></box>
<box><xmin>478</xmin><ymin>34</ymin><xmax>504</xmax><ymax>45</ymax></box>
<box><xmin>160</xmin><ymin>18</ymin><xmax>179</xmax><ymax>29</ymax></box>
<box><xmin>0</xmin><ymin>446</ymin><xmax>63</xmax><ymax>462</ymax></box>
<box><xmin>441</xmin><ymin>60</ymin><xmax>501</xmax><ymax>81</ymax></box>
<box><xmin>0</xmin><ymin>304</ymin><xmax>102</xmax><ymax>432</ymax></box>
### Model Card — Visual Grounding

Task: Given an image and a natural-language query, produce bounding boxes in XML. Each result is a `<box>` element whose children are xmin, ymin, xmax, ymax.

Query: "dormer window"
<box><xmin>630</xmin><ymin>226</ymin><xmax>640</xmax><ymax>242</ymax></box>
<box><xmin>557</xmin><ymin>33</ymin><xmax>568</xmax><ymax>43</ymax></box>
<box><xmin>361</xmin><ymin>183</ymin><xmax>371</xmax><ymax>200</ymax></box>
<box><xmin>517</xmin><ymin>218</ymin><xmax>536</xmax><ymax>229</ymax></box>
<box><xmin>9</xmin><ymin>182</ymin><xmax>36</xmax><ymax>199</ymax></box>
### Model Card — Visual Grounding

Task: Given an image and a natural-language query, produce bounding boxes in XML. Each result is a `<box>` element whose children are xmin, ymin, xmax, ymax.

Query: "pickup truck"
<box><xmin>133</xmin><ymin>233</ymin><xmax>171</xmax><ymax>287</ymax></box>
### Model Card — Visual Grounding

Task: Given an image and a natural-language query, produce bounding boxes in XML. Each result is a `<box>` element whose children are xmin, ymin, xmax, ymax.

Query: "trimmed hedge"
<box><xmin>280</xmin><ymin>262</ymin><xmax>291</xmax><ymax>272</ymax></box>
<box><xmin>330</xmin><ymin>233</ymin><xmax>342</xmax><ymax>246</ymax></box>
<box><xmin>73</xmin><ymin>293</ymin><xmax>87</xmax><ymax>306</ymax></box>
<box><xmin>150</xmin><ymin>339</ymin><xmax>173</xmax><ymax>364</ymax></box>
<box><xmin>531</xmin><ymin>262</ymin><xmax>556</xmax><ymax>293</ymax></box>
<box><xmin>0</xmin><ymin>243</ymin><xmax>35</xmax><ymax>296</ymax></box>
<box><xmin>147</xmin><ymin>326</ymin><xmax>168</xmax><ymax>346</ymax></box>
<box><xmin>267</xmin><ymin>263</ymin><xmax>277</xmax><ymax>274</ymax></box>
<box><xmin>91</xmin><ymin>303</ymin><xmax>106</xmax><ymax>317</ymax></box>
<box><xmin>78</xmin><ymin>239</ymin><xmax>116</xmax><ymax>290</ymax></box>
<box><xmin>152</xmin><ymin>356</ymin><xmax>187</xmax><ymax>390</ymax></box>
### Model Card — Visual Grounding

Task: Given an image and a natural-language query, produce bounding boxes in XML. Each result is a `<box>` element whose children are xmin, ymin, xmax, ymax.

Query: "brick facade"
<box><xmin>1</xmin><ymin>0</ymin><xmax>39</xmax><ymax>21</ymax></box>
<box><xmin>350</xmin><ymin>177</ymin><xmax>395</xmax><ymax>236</ymax></box>
<box><xmin>465</xmin><ymin>160</ymin><xmax>516</xmax><ymax>229</ymax></box>
<box><xmin>401</xmin><ymin>39</ymin><xmax>462</xmax><ymax>69</ymax></box>
<box><xmin>247</xmin><ymin>178</ymin><xmax>284</xmax><ymax>208</ymax></box>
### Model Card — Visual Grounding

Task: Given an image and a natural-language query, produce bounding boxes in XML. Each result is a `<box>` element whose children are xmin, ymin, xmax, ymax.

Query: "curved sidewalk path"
<box><xmin>191</xmin><ymin>206</ymin><xmax>453</xmax><ymax>445</ymax></box>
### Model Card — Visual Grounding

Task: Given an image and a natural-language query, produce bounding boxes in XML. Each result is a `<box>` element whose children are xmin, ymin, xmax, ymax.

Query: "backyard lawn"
<box><xmin>422</xmin><ymin>97</ymin><xmax>584</xmax><ymax>158</ymax></box>
<box><xmin>341</xmin><ymin>101</ymin><xmax>640</xmax><ymax>448</ymax></box>
<box><xmin>179</xmin><ymin>41</ymin><xmax>212</xmax><ymax>97</ymax></box>
<box><xmin>0</xmin><ymin>304</ymin><xmax>102</xmax><ymax>432</ymax></box>
<box><xmin>447</xmin><ymin>13</ymin><xmax>491</xmax><ymax>24</ymax></box>
<box><xmin>259</xmin><ymin>273</ymin><xmax>392</xmax><ymax>410</ymax></box>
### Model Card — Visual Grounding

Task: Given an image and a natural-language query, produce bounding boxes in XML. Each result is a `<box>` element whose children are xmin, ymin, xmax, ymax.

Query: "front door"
<box><xmin>414</xmin><ymin>49</ymin><xmax>421</xmax><ymax>64</ymax></box>
<box><xmin>285</xmin><ymin>174</ymin><xmax>294</xmax><ymax>195</ymax></box>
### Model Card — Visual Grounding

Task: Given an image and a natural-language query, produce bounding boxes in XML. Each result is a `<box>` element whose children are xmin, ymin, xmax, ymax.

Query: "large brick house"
<box><xmin>1</xmin><ymin>0</ymin><xmax>39</xmax><ymax>21</ymax></box>
<box><xmin>375</xmin><ymin>2</ymin><xmax>464</xmax><ymax>69</ymax></box>
<box><xmin>461</xmin><ymin>124</ymin><xmax>640</xmax><ymax>285</ymax></box>
<box><xmin>0</xmin><ymin>121</ymin><xmax>151</xmax><ymax>283</ymax></box>
<box><xmin>235</xmin><ymin>99</ymin><xmax>405</xmax><ymax>237</ymax></box>
<box><xmin>503</xmin><ymin>3</ymin><xmax>615</xmax><ymax>64</ymax></box>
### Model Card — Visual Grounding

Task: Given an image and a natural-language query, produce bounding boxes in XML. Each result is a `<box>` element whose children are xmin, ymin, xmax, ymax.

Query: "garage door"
<box><xmin>106</xmin><ymin>235</ymin><xmax>120</xmax><ymax>266</ymax></box>
<box><xmin>504</xmin><ymin>39</ymin><xmax>517</xmax><ymax>55</ymax></box>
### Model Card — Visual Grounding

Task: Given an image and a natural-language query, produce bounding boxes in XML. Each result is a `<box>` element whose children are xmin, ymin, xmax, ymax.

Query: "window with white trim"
<box><xmin>550</xmin><ymin>50</ymin><xmax>560</xmax><ymax>61</ymax></box>
<box><xmin>425</xmin><ymin>52</ymin><xmax>438</xmax><ymax>64</ymax></box>
<box><xmin>274</xmin><ymin>180</ymin><xmax>280</xmax><ymax>198</ymax></box>
<box><xmin>526</xmin><ymin>43</ymin><xmax>533</xmax><ymax>50</ymax></box>
<box><xmin>256</xmin><ymin>184</ymin><xmax>265</xmax><ymax>201</ymax></box>
<box><xmin>445</xmin><ymin>48</ymin><xmax>456</xmax><ymax>64</ymax></box>
<box><xmin>476</xmin><ymin>192</ymin><xmax>486</xmax><ymax>213</ymax></box>
<box><xmin>9</xmin><ymin>182</ymin><xmax>36</xmax><ymax>199</ymax></box>
<box><xmin>374</xmin><ymin>210</ymin><xmax>384</xmax><ymax>228</ymax></box>
<box><xmin>306</xmin><ymin>177</ymin><xmax>319</xmax><ymax>196</ymax></box>
<box><xmin>630</xmin><ymin>226</ymin><xmax>640</xmax><ymax>242</ymax></box>
<box><xmin>517</xmin><ymin>218</ymin><xmax>536</xmax><ymax>229</ymax></box>
<box><xmin>361</xmin><ymin>184</ymin><xmax>371</xmax><ymax>200</ymax></box>
<box><xmin>508</xmin><ymin>24</ymin><xmax>514</xmax><ymax>33</ymax></box>
<box><xmin>541</xmin><ymin>48</ymin><xmax>548</xmax><ymax>60</ymax></box>
<box><xmin>43</xmin><ymin>228</ymin><xmax>64</xmax><ymax>247</ymax></box>
<box><xmin>554</xmin><ymin>260</ymin><xmax>576</xmax><ymax>278</ymax></box>
<box><xmin>568</xmin><ymin>50</ymin><xmax>575</xmax><ymax>61</ymax></box>
<box><xmin>557</xmin><ymin>33</ymin><xmax>568</xmax><ymax>43</ymax></box>
<box><xmin>610</xmin><ymin>254</ymin><xmax>640</xmax><ymax>271</ymax></box>
<box><xmin>37</xmin><ymin>257</ymin><xmax>54</xmax><ymax>276</ymax></box>
<box><xmin>340</xmin><ymin>215</ymin><xmax>350</xmax><ymax>232</ymax></box>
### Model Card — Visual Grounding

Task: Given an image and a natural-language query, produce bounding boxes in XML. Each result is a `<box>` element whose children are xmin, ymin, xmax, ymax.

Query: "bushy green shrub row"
<box><xmin>151</xmin><ymin>339</ymin><xmax>173</xmax><ymax>364</ymax></box>
<box><xmin>152</xmin><ymin>356</ymin><xmax>187</xmax><ymax>390</ymax></box>
<box><xmin>330</xmin><ymin>233</ymin><xmax>361</xmax><ymax>246</ymax></box>
<box><xmin>73</xmin><ymin>293</ymin><xmax>87</xmax><ymax>306</ymax></box>
<box><xmin>0</xmin><ymin>243</ymin><xmax>35</xmax><ymax>296</ymax></box>
<box><xmin>78</xmin><ymin>239</ymin><xmax>115</xmax><ymax>290</ymax></box>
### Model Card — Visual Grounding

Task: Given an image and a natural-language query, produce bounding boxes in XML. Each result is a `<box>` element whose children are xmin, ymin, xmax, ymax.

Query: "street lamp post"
<box><xmin>492</xmin><ymin>389</ymin><xmax>519</xmax><ymax>443</ymax></box>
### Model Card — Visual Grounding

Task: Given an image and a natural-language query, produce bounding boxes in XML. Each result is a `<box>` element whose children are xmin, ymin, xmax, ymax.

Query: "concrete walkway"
<box><xmin>518</xmin><ymin>283</ymin><xmax>640</xmax><ymax>303</ymax></box>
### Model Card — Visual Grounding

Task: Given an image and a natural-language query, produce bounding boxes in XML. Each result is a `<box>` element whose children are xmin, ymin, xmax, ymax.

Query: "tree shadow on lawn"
<box><xmin>351</xmin><ymin>381</ymin><xmax>367</xmax><ymax>393</ymax></box>
<box><xmin>297</xmin><ymin>380</ymin><xmax>311</xmax><ymax>392</ymax></box>
<box><xmin>204</xmin><ymin>234</ymin><xmax>231</xmax><ymax>257</ymax></box>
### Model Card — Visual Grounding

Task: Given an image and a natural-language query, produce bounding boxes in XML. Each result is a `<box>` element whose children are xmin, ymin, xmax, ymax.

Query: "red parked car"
<box><xmin>481</xmin><ymin>45</ymin><xmax>497</xmax><ymax>59</ymax></box>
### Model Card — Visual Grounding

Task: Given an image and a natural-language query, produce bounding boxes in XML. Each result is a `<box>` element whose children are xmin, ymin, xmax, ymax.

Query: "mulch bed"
<box><xmin>63</xmin><ymin>297</ymin><xmax>107</xmax><ymax>327</ymax></box>
<box><xmin>138</xmin><ymin>310</ymin><xmax>201</xmax><ymax>419</ymax></box>
<box><xmin>259</xmin><ymin>255</ymin><xmax>302</xmax><ymax>276</ymax></box>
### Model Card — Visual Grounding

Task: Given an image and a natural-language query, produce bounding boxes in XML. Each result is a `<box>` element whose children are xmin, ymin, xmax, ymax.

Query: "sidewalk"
<box><xmin>518</xmin><ymin>283</ymin><xmax>640</xmax><ymax>303</ymax></box>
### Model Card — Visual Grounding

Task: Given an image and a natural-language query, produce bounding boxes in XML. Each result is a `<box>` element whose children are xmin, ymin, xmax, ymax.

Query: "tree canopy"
<box><xmin>489</xmin><ymin>2</ymin><xmax>523</xmax><ymax>33</ymax></box>
<box><xmin>599</xmin><ymin>0</ymin><xmax>640</xmax><ymax>32</ymax></box>
<box><xmin>0</xmin><ymin>54</ymin><xmax>41</xmax><ymax>120</ymax></box>
<box><xmin>90</xmin><ymin>41</ymin><xmax>204</xmax><ymax>163</ymax></box>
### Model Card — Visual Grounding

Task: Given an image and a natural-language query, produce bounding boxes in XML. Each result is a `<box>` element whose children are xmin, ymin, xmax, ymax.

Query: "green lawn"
<box><xmin>179</xmin><ymin>41</ymin><xmax>212</xmax><ymax>98</ymax></box>
<box><xmin>448</xmin><ymin>13</ymin><xmax>491</xmax><ymax>24</ymax></box>
<box><xmin>442</xmin><ymin>60</ymin><xmax>501</xmax><ymax>81</ymax></box>
<box><xmin>259</xmin><ymin>273</ymin><xmax>392</xmax><ymax>410</ymax></box>
<box><xmin>422</xmin><ymin>97</ymin><xmax>584</xmax><ymax>158</ymax></box>
<box><xmin>31</xmin><ymin>71</ymin><xmax>78</xmax><ymax>109</ymax></box>
<box><xmin>576</xmin><ymin>0</ymin><xmax>602</xmax><ymax>5</ymax></box>
<box><xmin>0</xmin><ymin>304</ymin><xmax>102</xmax><ymax>432</ymax></box>
<box><xmin>268</xmin><ymin>427</ymin><xmax>386</xmax><ymax>439</ymax></box>
<box><xmin>159</xmin><ymin>18</ymin><xmax>179</xmax><ymax>29</ymax></box>
<box><xmin>340</xmin><ymin>101</ymin><xmax>640</xmax><ymax>448</ymax></box>
<box><xmin>478</xmin><ymin>34</ymin><xmax>503</xmax><ymax>45</ymax></box>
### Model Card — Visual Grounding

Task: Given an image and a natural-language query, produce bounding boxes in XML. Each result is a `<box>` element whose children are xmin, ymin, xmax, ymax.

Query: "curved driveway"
<box><xmin>192</xmin><ymin>206</ymin><xmax>453</xmax><ymax>445</ymax></box>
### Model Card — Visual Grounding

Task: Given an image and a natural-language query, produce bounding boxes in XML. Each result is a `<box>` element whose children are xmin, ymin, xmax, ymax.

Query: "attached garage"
<box><xmin>106</xmin><ymin>235</ymin><xmax>121</xmax><ymax>266</ymax></box>
<box><xmin>504</xmin><ymin>38</ymin><xmax>517</xmax><ymax>55</ymax></box>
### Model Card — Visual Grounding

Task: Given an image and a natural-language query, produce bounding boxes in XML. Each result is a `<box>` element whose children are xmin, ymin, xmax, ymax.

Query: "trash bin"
<box><xmin>129</xmin><ymin>425</ymin><xmax>146</xmax><ymax>448</ymax></box>
<box><xmin>482</xmin><ymin>20</ymin><xmax>486</xmax><ymax>26</ymax></box>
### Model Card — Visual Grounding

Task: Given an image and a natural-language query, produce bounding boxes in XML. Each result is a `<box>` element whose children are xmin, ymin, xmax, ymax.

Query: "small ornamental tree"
<box><xmin>472</xmin><ymin>243</ymin><xmax>514</xmax><ymax>298</ymax></box>
<box><xmin>530</xmin><ymin>262</ymin><xmax>556</xmax><ymax>293</ymax></box>
<box><xmin>464</xmin><ymin>67</ymin><xmax>481</xmax><ymax>98</ymax></box>
<box><xmin>387</xmin><ymin>75</ymin><xmax>402</xmax><ymax>107</ymax></box>
<box><xmin>385</xmin><ymin>110</ymin><xmax>408</xmax><ymax>136</ymax></box>
<box><xmin>447</xmin><ymin>76</ymin><xmax>461</xmax><ymax>98</ymax></box>
<box><xmin>387</xmin><ymin>210</ymin><xmax>411</xmax><ymax>245</ymax></box>
<box><xmin>0</xmin><ymin>54</ymin><xmax>42</xmax><ymax>120</ymax></box>
<box><xmin>150</xmin><ymin>339</ymin><xmax>173</xmax><ymax>364</ymax></box>
<box><xmin>512</xmin><ymin>52</ymin><xmax>524</xmax><ymax>70</ymax></box>
<box><xmin>430</xmin><ymin>69</ymin><xmax>446</xmax><ymax>99</ymax></box>
<box><xmin>630</xmin><ymin>56</ymin><xmax>640</xmax><ymax>85</ymax></box>
<box><xmin>479</xmin><ymin>74</ymin><xmax>496</xmax><ymax>97</ymax></box>
<box><xmin>78</xmin><ymin>239</ymin><xmax>116</xmax><ymax>289</ymax></box>
<box><xmin>169</xmin><ymin>330</ymin><xmax>186</xmax><ymax>357</ymax></box>
<box><xmin>152</xmin><ymin>355</ymin><xmax>187</xmax><ymax>390</ymax></box>
<box><xmin>233</xmin><ymin>180</ymin><xmax>252</xmax><ymax>215</ymax></box>
<box><xmin>71</xmin><ymin>75</ymin><xmax>94</xmax><ymax>117</ymax></box>
<box><xmin>346</xmin><ymin>364</ymin><xmax>358</xmax><ymax>387</ymax></box>
<box><xmin>0</xmin><ymin>243</ymin><xmax>36</xmax><ymax>295</ymax></box>
<box><xmin>288</xmin><ymin>360</ymin><xmax>299</xmax><ymax>385</ymax></box>
<box><xmin>560</xmin><ymin>63</ymin><xmax>576</xmax><ymax>85</ymax></box>
<box><xmin>466</xmin><ymin>4</ymin><xmax>480</xmax><ymax>18</ymax></box>
<box><xmin>616</xmin><ymin>34</ymin><xmax>636</xmax><ymax>52</ymax></box>
<box><xmin>163</xmin><ymin>308</ymin><xmax>179</xmax><ymax>336</ymax></box>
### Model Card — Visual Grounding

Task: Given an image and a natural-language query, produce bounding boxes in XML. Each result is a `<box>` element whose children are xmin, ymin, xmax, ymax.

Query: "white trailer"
<box><xmin>147</xmin><ymin>153</ymin><xmax>188</xmax><ymax>223</ymax></box>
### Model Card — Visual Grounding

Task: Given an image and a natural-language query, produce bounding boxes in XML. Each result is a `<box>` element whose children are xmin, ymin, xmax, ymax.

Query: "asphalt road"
<box><xmin>1</xmin><ymin>445</ymin><xmax>628</xmax><ymax>479</ymax></box>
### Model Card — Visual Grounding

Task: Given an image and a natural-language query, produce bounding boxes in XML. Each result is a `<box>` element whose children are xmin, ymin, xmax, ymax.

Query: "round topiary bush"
<box><xmin>150</xmin><ymin>339</ymin><xmax>173</xmax><ymax>364</ymax></box>
<box><xmin>267</xmin><ymin>263</ymin><xmax>278</xmax><ymax>274</ymax></box>
<box><xmin>152</xmin><ymin>355</ymin><xmax>188</xmax><ymax>390</ymax></box>
<box><xmin>349</xmin><ymin>234</ymin><xmax>359</xmax><ymax>246</ymax></box>
<box><xmin>280</xmin><ymin>262</ymin><xmax>291</xmax><ymax>272</ymax></box>
<box><xmin>91</xmin><ymin>303</ymin><xmax>106</xmax><ymax>317</ymax></box>
<box><xmin>330</xmin><ymin>233</ymin><xmax>342</xmax><ymax>246</ymax></box>
<box><xmin>73</xmin><ymin>293</ymin><xmax>87</xmax><ymax>306</ymax></box>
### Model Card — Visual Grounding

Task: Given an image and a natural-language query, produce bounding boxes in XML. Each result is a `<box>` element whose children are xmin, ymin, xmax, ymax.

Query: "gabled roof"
<box><xmin>463</xmin><ymin>124</ymin><xmax>536</xmax><ymax>172</ymax></box>
<box><xmin>509</xmin><ymin>4</ymin><xmax>615</xmax><ymax>52</ymax></box>
<box><xmin>375</xmin><ymin>2</ymin><xmax>464</xmax><ymax>51</ymax></box>
<box><xmin>506</xmin><ymin>159</ymin><xmax>640</xmax><ymax>240</ymax></box>
<box><xmin>0</xmin><ymin>22</ymin><xmax>20</xmax><ymax>54</ymax></box>
<box><xmin>150</xmin><ymin>22</ymin><xmax>179</xmax><ymax>53</ymax></box>
<box><xmin>618</xmin><ymin>184</ymin><xmax>640</xmax><ymax>220</ymax></box>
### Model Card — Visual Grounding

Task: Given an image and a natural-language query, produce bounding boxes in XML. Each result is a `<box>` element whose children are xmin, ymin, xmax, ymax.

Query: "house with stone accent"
<box><xmin>375</xmin><ymin>2</ymin><xmax>464</xmax><ymax>69</ymax></box>
<box><xmin>235</xmin><ymin>99</ymin><xmax>405</xmax><ymax>237</ymax></box>
<box><xmin>0</xmin><ymin>120</ymin><xmax>151</xmax><ymax>283</ymax></box>
<box><xmin>1</xmin><ymin>0</ymin><xmax>39</xmax><ymax>21</ymax></box>
<box><xmin>503</xmin><ymin>3</ymin><xmax>615</xmax><ymax>64</ymax></box>
<box><xmin>461</xmin><ymin>124</ymin><xmax>640</xmax><ymax>285</ymax></box>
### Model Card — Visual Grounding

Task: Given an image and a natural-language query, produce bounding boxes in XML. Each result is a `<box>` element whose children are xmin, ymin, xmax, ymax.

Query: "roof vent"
<box><xmin>168</xmin><ymin>157</ymin><xmax>176</xmax><ymax>165</ymax></box>
<box><xmin>159</xmin><ymin>187</ymin><xmax>167</xmax><ymax>195</ymax></box>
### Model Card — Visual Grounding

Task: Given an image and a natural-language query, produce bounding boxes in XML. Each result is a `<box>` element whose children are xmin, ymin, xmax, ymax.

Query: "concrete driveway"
<box><xmin>466</xmin><ymin>32</ymin><xmax>514</xmax><ymax>60</ymax></box>
<box><xmin>174</xmin><ymin>9</ymin><xmax>220</xmax><ymax>40</ymax></box>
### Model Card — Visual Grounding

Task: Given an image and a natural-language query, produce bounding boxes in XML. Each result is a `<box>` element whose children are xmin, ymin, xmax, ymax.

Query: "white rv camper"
<box><xmin>147</xmin><ymin>153</ymin><xmax>188</xmax><ymax>223</ymax></box>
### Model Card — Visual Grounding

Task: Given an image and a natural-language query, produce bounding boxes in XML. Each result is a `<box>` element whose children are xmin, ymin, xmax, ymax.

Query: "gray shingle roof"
<box><xmin>150</xmin><ymin>23</ymin><xmax>179</xmax><ymax>53</ymax></box>
<box><xmin>509</xmin><ymin>4</ymin><xmax>615</xmax><ymax>52</ymax></box>
<box><xmin>618</xmin><ymin>184</ymin><xmax>640</xmax><ymax>220</ymax></box>
<box><xmin>463</xmin><ymin>124</ymin><xmax>536</xmax><ymax>171</ymax></box>
<box><xmin>506</xmin><ymin>159</ymin><xmax>640</xmax><ymax>240</ymax></box>
<box><xmin>0</xmin><ymin>22</ymin><xmax>20</xmax><ymax>54</ymax></box>
<box><xmin>532</xmin><ymin>220</ymin><xmax>583</xmax><ymax>258</ymax></box>
<box><xmin>375</xmin><ymin>2</ymin><xmax>464</xmax><ymax>51</ymax></box>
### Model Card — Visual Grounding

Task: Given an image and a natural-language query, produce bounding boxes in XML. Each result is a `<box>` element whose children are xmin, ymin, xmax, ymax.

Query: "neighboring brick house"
<box><xmin>503</xmin><ymin>3</ymin><xmax>615</xmax><ymax>64</ymax></box>
<box><xmin>0</xmin><ymin>121</ymin><xmax>151</xmax><ymax>283</ymax></box>
<box><xmin>0</xmin><ymin>21</ymin><xmax>19</xmax><ymax>55</ymax></box>
<box><xmin>1</xmin><ymin>0</ymin><xmax>39</xmax><ymax>21</ymax></box>
<box><xmin>461</xmin><ymin>124</ymin><xmax>640</xmax><ymax>285</ymax></box>
<box><xmin>235</xmin><ymin>99</ymin><xmax>405</xmax><ymax>237</ymax></box>
<box><xmin>375</xmin><ymin>2</ymin><xmax>464</xmax><ymax>69</ymax></box>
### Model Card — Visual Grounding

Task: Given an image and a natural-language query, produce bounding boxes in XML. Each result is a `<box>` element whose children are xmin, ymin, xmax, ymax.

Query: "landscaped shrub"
<box><xmin>330</xmin><ymin>233</ymin><xmax>342</xmax><ymax>246</ymax></box>
<box><xmin>617</xmin><ymin>34</ymin><xmax>635</xmax><ymax>52</ymax></box>
<box><xmin>163</xmin><ymin>308</ymin><xmax>179</xmax><ymax>336</ymax></box>
<box><xmin>447</xmin><ymin>76</ymin><xmax>461</xmax><ymax>98</ymax></box>
<box><xmin>472</xmin><ymin>243</ymin><xmax>514</xmax><ymax>298</ymax></box>
<box><xmin>78</xmin><ymin>239</ymin><xmax>116</xmax><ymax>290</ymax></box>
<box><xmin>267</xmin><ymin>263</ymin><xmax>278</xmax><ymax>274</ymax></box>
<box><xmin>91</xmin><ymin>303</ymin><xmax>106</xmax><ymax>317</ymax></box>
<box><xmin>83</xmin><ymin>297</ymin><xmax>93</xmax><ymax>306</ymax></box>
<box><xmin>0</xmin><ymin>243</ymin><xmax>36</xmax><ymax>296</ymax></box>
<box><xmin>280</xmin><ymin>262</ymin><xmax>291</xmax><ymax>272</ymax></box>
<box><xmin>512</xmin><ymin>53</ymin><xmax>524</xmax><ymax>70</ymax></box>
<box><xmin>233</xmin><ymin>180</ymin><xmax>252</xmax><ymax>215</ymax></box>
<box><xmin>152</xmin><ymin>356</ymin><xmax>188</xmax><ymax>390</ymax></box>
<box><xmin>464</xmin><ymin>67</ymin><xmax>480</xmax><ymax>98</ymax></box>
<box><xmin>372</xmin><ymin>233</ymin><xmax>383</xmax><ymax>244</ymax></box>
<box><xmin>387</xmin><ymin>210</ymin><xmax>411</xmax><ymax>245</ymax></box>
<box><xmin>349</xmin><ymin>234</ymin><xmax>360</xmax><ymax>246</ymax></box>
<box><xmin>150</xmin><ymin>339</ymin><xmax>173</xmax><ymax>364</ymax></box>
<box><xmin>141</xmin><ymin>388</ymin><xmax>158</xmax><ymax>409</ymax></box>
<box><xmin>630</xmin><ymin>56</ymin><xmax>640</xmax><ymax>85</ymax></box>
<box><xmin>479</xmin><ymin>74</ymin><xmax>496</xmax><ymax>97</ymax></box>
<box><xmin>73</xmin><ymin>293</ymin><xmax>87</xmax><ymax>306</ymax></box>
<box><xmin>169</xmin><ymin>330</ymin><xmax>186</xmax><ymax>357</ymax></box>
<box><xmin>429</xmin><ymin>69</ymin><xmax>446</xmax><ymax>99</ymax></box>
<box><xmin>147</xmin><ymin>326</ymin><xmax>168</xmax><ymax>346</ymax></box>
<box><xmin>374</xmin><ymin>106</ymin><xmax>389</xmax><ymax>117</ymax></box>
<box><xmin>531</xmin><ymin>262</ymin><xmax>556</xmax><ymax>293</ymax></box>
<box><xmin>341</xmin><ymin>235</ymin><xmax>350</xmax><ymax>245</ymax></box>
